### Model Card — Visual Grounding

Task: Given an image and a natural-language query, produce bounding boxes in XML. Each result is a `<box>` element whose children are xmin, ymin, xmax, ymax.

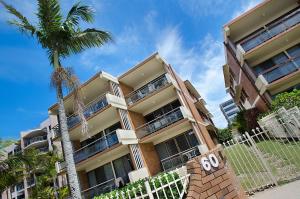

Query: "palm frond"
<box><xmin>64</xmin><ymin>28</ymin><xmax>113</xmax><ymax>55</ymax></box>
<box><xmin>50</xmin><ymin>66</ymin><xmax>88</xmax><ymax>135</ymax></box>
<box><xmin>0</xmin><ymin>0</ymin><xmax>36</xmax><ymax>35</ymax></box>
<box><xmin>37</xmin><ymin>0</ymin><xmax>62</xmax><ymax>33</ymax></box>
<box><xmin>64</xmin><ymin>2</ymin><xmax>94</xmax><ymax>27</ymax></box>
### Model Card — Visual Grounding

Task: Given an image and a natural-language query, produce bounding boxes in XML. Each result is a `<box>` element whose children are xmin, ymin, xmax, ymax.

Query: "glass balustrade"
<box><xmin>67</xmin><ymin>93</ymin><xmax>109</xmax><ymax>129</ymax></box>
<box><xmin>82</xmin><ymin>179</ymin><xmax>115</xmax><ymax>199</ymax></box>
<box><xmin>126</xmin><ymin>74</ymin><xmax>169</xmax><ymax>105</ymax></box>
<box><xmin>161</xmin><ymin>147</ymin><xmax>200</xmax><ymax>171</ymax></box>
<box><xmin>260</xmin><ymin>57</ymin><xmax>300</xmax><ymax>83</ymax></box>
<box><xmin>136</xmin><ymin>107</ymin><xmax>184</xmax><ymax>139</ymax></box>
<box><xmin>74</xmin><ymin>131</ymin><xmax>119</xmax><ymax>163</ymax></box>
<box><xmin>240</xmin><ymin>7</ymin><xmax>300</xmax><ymax>52</ymax></box>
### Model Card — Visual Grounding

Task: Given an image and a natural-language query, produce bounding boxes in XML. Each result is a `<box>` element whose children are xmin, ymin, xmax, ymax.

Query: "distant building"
<box><xmin>220</xmin><ymin>99</ymin><xmax>240</xmax><ymax>124</ymax></box>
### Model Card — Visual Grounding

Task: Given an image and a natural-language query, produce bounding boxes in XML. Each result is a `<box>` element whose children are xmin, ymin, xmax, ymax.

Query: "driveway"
<box><xmin>250</xmin><ymin>180</ymin><xmax>300</xmax><ymax>199</ymax></box>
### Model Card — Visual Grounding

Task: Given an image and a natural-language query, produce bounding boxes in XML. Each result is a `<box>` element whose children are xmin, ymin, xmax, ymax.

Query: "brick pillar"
<box><xmin>78</xmin><ymin>171</ymin><xmax>89</xmax><ymax>191</ymax></box>
<box><xmin>186</xmin><ymin>146</ymin><xmax>247</xmax><ymax>199</ymax></box>
<box><xmin>139</xmin><ymin>143</ymin><xmax>162</xmax><ymax>176</ymax></box>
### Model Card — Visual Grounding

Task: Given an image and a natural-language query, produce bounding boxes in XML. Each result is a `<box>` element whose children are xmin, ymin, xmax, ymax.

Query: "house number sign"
<box><xmin>200</xmin><ymin>154</ymin><xmax>219</xmax><ymax>171</ymax></box>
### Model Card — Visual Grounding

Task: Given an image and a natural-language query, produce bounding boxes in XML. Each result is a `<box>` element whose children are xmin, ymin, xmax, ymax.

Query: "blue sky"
<box><xmin>0</xmin><ymin>0</ymin><xmax>262</xmax><ymax>139</ymax></box>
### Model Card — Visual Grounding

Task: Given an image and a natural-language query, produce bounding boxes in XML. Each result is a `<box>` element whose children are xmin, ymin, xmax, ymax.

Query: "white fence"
<box><xmin>223</xmin><ymin>106</ymin><xmax>300</xmax><ymax>195</ymax></box>
<box><xmin>93</xmin><ymin>167</ymin><xmax>190</xmax><ymax>199</ymax></box>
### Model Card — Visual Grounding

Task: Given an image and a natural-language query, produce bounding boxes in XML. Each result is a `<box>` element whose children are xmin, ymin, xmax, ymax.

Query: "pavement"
<box><xmin>250</xmin><ymin>180</ymin><xmax>300</xmax><ymax>199</ymax></box>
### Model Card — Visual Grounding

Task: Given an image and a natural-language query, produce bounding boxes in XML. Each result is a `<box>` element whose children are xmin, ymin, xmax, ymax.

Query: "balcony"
<box><xmin>74</xmin><ymin>131</ymin><xmax>119</xmax><ymax>164</ymax></box>
<box><xmin>82</xmin><ymin>179</ymin><xmax>115</xmax><ymax>199</ymax></box>
<box><xmin>258</xmin><ymin>56</ymin><xmax>300</xmax><ymax>83</ymax></box>
<box><xmin>240</xmin><ymin>7</ymin><xmax>300</xmax><ymax>52</ymax></box>
<box><xmin>16</xmin><ymin>182</ymin><xmax>24</xmax><ymax>192</ymax></box>
<box><xmin>52</xmin><ymin>93</ymin><xmax>126</xmax><ymax>140</ymax></box>
<box><xmin>55</xmin><ymin>161</ymin><xmax>66</xmax><ymax>173</ymax></box>
<box><xmin>67</xmin><ymin>92</ymin><xmax>109</xmax><ymax>130</ymax></box>
<box><xmin>136</xmin><ymin>107</ymin><xmax>185</xmax><ymax>139</ymax></box>
<box><xmin>24</xmin><ymin>135</ymin><xmax>47</xmax><ymax>148</ymax></box>
<box><xmin>160</xmin><ymin>147</ymin><xmax>200</xmax><ymax>171</ymax></box>
<box><xmin>125</xmin><ymin>74</ymin><xmax>170</xmax><ymax>106</ymax></box>
<box><xmin>27</xmin><ymin>177</ymin><xmax>35</xmax><ymax>187</ymax></box>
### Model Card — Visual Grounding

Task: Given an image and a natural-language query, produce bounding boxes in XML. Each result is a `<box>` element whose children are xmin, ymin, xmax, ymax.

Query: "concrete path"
<box><xmin>250</xmin><ymin>180</ymin><xmax>300</xmax><ymax>199</ymax></box>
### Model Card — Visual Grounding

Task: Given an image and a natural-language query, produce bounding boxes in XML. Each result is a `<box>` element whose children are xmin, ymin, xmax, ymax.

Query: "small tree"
<box><xmin>216</xmin><ymin>128</ymin><xmax>232</xmax><ymax>143</ymax></box>
<box><xmin>271</xmin><ymin>89</ymin><xmax>300</xmax><ymax>111</ymax></box>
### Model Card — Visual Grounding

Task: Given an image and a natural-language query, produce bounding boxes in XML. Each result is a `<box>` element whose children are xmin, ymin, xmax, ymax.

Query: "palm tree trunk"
<box><xmin>56</xmin><ymin>85</ymin><xmax>82</xmax><ymax>199</ymax></box>
<box><xmin>54</xmin><ymin>51</ymin><xmax>82</xmax><ymax>199</ymax></box>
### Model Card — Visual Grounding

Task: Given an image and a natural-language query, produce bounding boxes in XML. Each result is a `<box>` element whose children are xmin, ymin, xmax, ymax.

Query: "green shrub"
<box><xmin>216</xmin><ymin>128</ymin><xmax>233</xmax><ymax>143</ymax></box>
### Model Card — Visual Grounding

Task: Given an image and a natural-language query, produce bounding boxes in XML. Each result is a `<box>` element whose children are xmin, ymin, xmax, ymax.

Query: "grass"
<box><xmin>224</xmin><ymin>140</ymin><xmax>300</xmax><ymax>192</ymax></box>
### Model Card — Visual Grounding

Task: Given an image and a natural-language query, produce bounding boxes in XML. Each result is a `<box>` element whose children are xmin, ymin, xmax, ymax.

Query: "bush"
<box><xmin>271</xmin><ymin>89</ymin><xmax>300</xmax><ymax>111</ymax></box>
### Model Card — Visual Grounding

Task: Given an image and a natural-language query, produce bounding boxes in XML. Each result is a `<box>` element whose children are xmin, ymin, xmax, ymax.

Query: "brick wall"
<box><xmin>186</xmin><ymin>146</ymin><xmax>247</xmax><ymax>199</ymax></box>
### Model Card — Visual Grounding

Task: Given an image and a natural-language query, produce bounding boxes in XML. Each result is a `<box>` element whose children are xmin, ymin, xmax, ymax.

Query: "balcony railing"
<box><xmin>82</xmin><ymin>179</ymin><xmax>115</xmax><ymax>199</ymax></box>
<box><xmin>27</xmin><ymin>178</ymin><xmax>35</xmax><ymax>187</ymax></box>
<box><xmin>161</xmin><ymin>147</ymin><xmax>200</xmax><ymax>171</ymax></box>
<box><xmin>74</xmin><ymin>131</ymin><xmax>119</xmax><ymax>163</ymax></box>
<box><xmin>240</xmin><ymin>7</ymin><xmax>300</xmax><ymax>52</ymax></box>
<box><xmin>16</xmin><ymin>182</ymin><xmax>24</xmax><ymax>191</ymax></box>
<box><xmin>125</xmin><ymin>74</ymin><xmax>170</xmax><ymax>106</ymax></box>
<box><xmin>136</xmin><ymin>107</ymin><xmax>184</xmax><ymax>139</ymax></box>
<box><xmin>67</xmin><ymin>92</ymin><xmax>109</xmax><ymax>129</ymax></box>
<box><xmin>258</xmin><ymin>56</ymin><xmax>300</xmax><ymax>83</ymax></box>
<box><xmin>24</xmin><ymin>135</ymin><xmax>47</xmax><ymax>147</ymax></box>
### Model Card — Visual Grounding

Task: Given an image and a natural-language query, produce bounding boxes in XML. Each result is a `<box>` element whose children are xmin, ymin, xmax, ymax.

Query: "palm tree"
<box><xmin>0</xmin><ymin>1</ymin><xmax>112</xmax><ymax>198</ymax></box>
<box><xmin>0</xmin><ymin>152</ymin><xmax>28</xmax><ymax>193</ymax></box>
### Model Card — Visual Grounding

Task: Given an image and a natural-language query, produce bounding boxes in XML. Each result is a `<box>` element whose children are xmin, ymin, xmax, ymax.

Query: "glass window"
<box><xmin>155</xmin><ymin>143</ymin><xmax>168</xmax><ymax>160</ymax></box>
<box><xmin>287</xmin><ymin>45</ymin><xmax>300</xmax><ymax>58</ymax></box>
<box><xmin>95</xmin><ymin>163</ymin><xmax>114</xmax><ymax>184</ymax></box>
<box><xmin>175</xmin><ymin>134</ymin><xmax>190</xmax><ymax>151</ymax></box>
<box><xmin>87</xmin><ymin>170</ymin><xmax>97</xmax><ymax>187</ymax></box>
<box><xmin>165</xmin><ymin>139</ymin><xmax>179</xmax><ymax>156</ymax></box>
<box><xmin>113</xmin><ymin>155</ymin><xmax>133</xmax><ymax>183</ymax></box>
<box><xmin>186</xmin><ymin>131</ymin><xmax>199</xmax><ymax>147</ymax></box>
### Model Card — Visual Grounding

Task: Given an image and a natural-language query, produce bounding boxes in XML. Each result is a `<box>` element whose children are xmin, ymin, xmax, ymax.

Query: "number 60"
<box><xmin>200</xmin><ymin>154</ymin><xmax>219</xmax><ymax>171</ymax></box>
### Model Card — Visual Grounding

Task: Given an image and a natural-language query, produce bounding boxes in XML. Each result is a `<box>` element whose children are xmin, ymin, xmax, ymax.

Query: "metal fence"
<box><xmin>223</xmin><ymin>106</ymin><xmax>300</xmax><ymax>195</ymax></box>
<box><xmin>93</xmin><ymin>167</ymin><xmax>190</xmax><ymax>199</ymax></box>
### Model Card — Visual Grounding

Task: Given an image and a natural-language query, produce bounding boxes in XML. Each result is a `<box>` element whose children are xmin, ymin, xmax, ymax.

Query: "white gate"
<box><xmin>223</xmin><ymin>107</ymin><xmax>300</xmax><ymax>195</ymax></box>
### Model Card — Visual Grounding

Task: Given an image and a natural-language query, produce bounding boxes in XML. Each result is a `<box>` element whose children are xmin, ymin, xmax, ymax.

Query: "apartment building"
<box><xmin>1</xmin><ymin>119</ymin><xmax>61</xmax><ymax>199</ymax></box>
<box><xmin>49</xmin><ymin>53</ymin><xmax>217</xmax><ymax>198</ymax></box>
<box><xmin>220</xmin><ymin>99</ymin><xmax>240</xmax><ymax>124</ymax></box>
<box><xmin>223</xmin><ymin>0</ymin><xmax>300</xmax><ymax>113</ymax></box>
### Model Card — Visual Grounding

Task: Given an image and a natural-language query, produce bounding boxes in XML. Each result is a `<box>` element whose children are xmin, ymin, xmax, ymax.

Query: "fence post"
<box><xmin>245</xmin><ymin>132</ymin><xmax>278</xmax><ymax>186</ymax></box>
<box><xmin>144</xmin><ymin>180</ymin><xmax>154</xmax><ymax>199</ymax></box>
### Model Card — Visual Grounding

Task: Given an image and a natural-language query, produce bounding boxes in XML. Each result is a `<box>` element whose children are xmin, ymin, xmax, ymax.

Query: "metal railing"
<box><xmin>136</xmin><ymin>107</ymin><xmax>184</xmax><ymax>139</ymax></box>
<box><xmin>74</xmin><ymin>131</ymin><xmax>119</xmax><ymax>163</ymax></box>
<box><xmin>161</xmin><ymin>147</ymin><xmax>200</xmax><ymax>171</ymax></box>
<box><xmin>16</xmin><ymin>182</ymin><xmax>24</xmax><ymax>191</ymax></box>
<box><xmin>240</xmin><ymin>7</ymin><xmax>300</xmax><ymax>52</ymax></box>
<box><xmin>258</xmin><ymin>56</ymin><xmax>300</xmax><ymax>83</ymax></box>
<box><xmin>125</xmin><ymin>74</ymin><xmax>169</xmax><ymax>105</ymax></box>
<box><xmin>24</xmin><ymin>135</ymin><xmax>47</xmax><ymax>147</ymax></box>
<box><xmin>82</xmin><ymin>178</ymin><xmax>115</xmax><ymax>199</ymax></box>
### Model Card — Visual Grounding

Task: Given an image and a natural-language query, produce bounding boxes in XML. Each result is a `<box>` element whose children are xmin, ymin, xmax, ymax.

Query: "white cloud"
<box><xmin>232</xmin><ymin>0</ymin><xmax>262</xmax><ymax>19</ymax></box>
<box><xmin>156</xmin><ymin>27</ymin><xmax>230</xmax><ymax>128</ymax></box>
<box><xmin>178</xmin><ymin>0</ymin><xmax>232</xmax><ymax>17</ymax></box>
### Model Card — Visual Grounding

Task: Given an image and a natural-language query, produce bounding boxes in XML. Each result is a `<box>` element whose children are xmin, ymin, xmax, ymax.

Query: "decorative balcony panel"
<box><xmin>125</xmin><ymin>74</ymin><xmax>170</xmax><ymax>106</ymax></box>
<box><xmin>240</xmin><ymin>7</ymin><xmax>300</xmax><ymax>52</ymax></box>
<box><xmin>74</xmin><ymin>131</ymin><xmax>119</xmax><ymax>164</ymax></box>
<box><xmin>67</xmin><ymin>93</ymin><xmax>109</xmax><ymax>129</ymax></box>
<box><xmin>24</xmin><ymin>135</ymin><xmax>47</xmax><ymax>147</ymax></box>
<box><xmin>259</xmin><ymin>57</ymin><xmax>300</xmax><ymax>83</ymax></box>
<box><xmin>136</xmin><ymin>107</ymin><xmax>184</xmax><ymax>139</ymax></box>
